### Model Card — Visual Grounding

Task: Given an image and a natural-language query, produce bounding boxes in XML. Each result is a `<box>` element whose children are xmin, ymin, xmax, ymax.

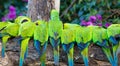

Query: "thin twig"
<box><xmin>60</xmin><ymin>0</ymin><xmax>76</xmax><ymax>18</ymax></box>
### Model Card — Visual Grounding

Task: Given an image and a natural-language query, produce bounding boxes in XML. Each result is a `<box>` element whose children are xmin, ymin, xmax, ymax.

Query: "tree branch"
<box><xmin>60</xmin><ymin>0</ymin><xmax>76</xmax><ymax>18</ymax></box>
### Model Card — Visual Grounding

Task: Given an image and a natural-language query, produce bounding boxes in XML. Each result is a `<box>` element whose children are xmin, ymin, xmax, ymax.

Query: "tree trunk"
<box><xmin>27</xmin><ymin>0</ymin><xmax>60</xmax><ymax>64</ymax></box>
<box><xmin>27</xmin><ymin>0</ymin><xmax>57</xmax><ymax>21</ymax></box>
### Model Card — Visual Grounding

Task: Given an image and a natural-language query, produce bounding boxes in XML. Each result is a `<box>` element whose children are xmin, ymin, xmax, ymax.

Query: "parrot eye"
<box><xmin>35</xmin><ymin>22</ymin><xmax>39</xmax><ymax>26</ymax></box>
<box><xmin>21</xmin><ymin>19</ymin><xmax>28</xmax><ymax>23</ymax></box>
<box><xmin>115</xmin><ymin>34</ymin><xmax>120</xmax><ymax>40</ymax></box>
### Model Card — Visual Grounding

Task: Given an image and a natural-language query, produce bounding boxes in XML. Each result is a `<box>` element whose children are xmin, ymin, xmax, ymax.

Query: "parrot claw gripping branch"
<box><xmin>0</xmin><ymin>9</ymin><xmax>120</xmax><ymax>66</ymax></box>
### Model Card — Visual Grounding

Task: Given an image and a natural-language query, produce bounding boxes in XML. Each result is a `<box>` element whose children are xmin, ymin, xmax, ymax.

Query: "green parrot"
<box><xmin>107</xmin><ymin>24</ymin><xmax>120</xmax><ymax>66</ymax></box>
<box><xmin>92</xmin><ymin>26</ymin><xmax>114</xmax><ymax>66</ymax></box>
<box><xmin>76</xmin><ymin>25</ymin><xmax>93</xmax><ymax>66</ymax></box>
<box><xmin>18</xmin><ymin>21</ymin><xmax>36</xmax><ymax>66</ymax></box>
<box><xmin>34</xmin><ymin>20</ymin><xmax>48</xmax><ymax>66</ymax></box>
<box><xmin>0</xmin><ymin>22</ymin><xmax>19</xmax><ymax>57</ymax></box>
<box><xmin>48</xmin><ymin>9</ymin><xmax>63</xmax><ymax>66</ymax></box>
<box><xmin>62</xmin><ymin>23</ymin><xmax>79</xmax><ymax>66</ymax></box>
<box><xmin>14</xmin><ymin>16</ymin><xmax>31</xmax><ymax>45</ymax></box>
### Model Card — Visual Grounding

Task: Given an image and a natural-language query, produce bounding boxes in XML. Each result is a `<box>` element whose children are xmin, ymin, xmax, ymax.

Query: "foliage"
<box><xmin>0</xmin><ymin>0</ymin><xmax>120</xmax><ymax>24</ymax></box>
<box><xmin>0</xmin><ymin>0</ymin><xmax>27</xmax><ymax>21</ymax></box>
<box><xmin>60</xmin><ymin>0</ymin><xmax>120</xmax><ymax>24</ymax></box>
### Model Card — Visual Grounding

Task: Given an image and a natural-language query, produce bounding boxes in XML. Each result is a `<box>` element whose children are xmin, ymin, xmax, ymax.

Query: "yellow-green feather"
<box><xmin>34</xmin><ymin>20</ymin><xmax>48</xmax><ymax>45</ymax></box>
<box><xmin>76</xmin><ymin>26</ymin><xmax>93</xmax><ymax>43</ymax></box>
<box><xmin>48</xmin><ymin>20</ymin><xmax>63</xmax><ymax>40</ymax></box>
<box><xmin>5</xmin><ymin>23</ymin><xmax>19</xmax><ymax>36</ymax></box>
<box><xmin>19</xmin><ymin>22</ymin><xmax>36</xmax><ymax>38</ymax></box>
<box><xmin>92</xmin><ymin>26</ymin><xmax>106</xmax><ymax>43</ymax></box>
<box><xmin>61</xmin><ymin>29</ymin><xmax>75</xmax><ymax>44</ymax></box>
<box><xmin>0</xmin><ymin>22</ymin><xmax>10</xmax><ymax>30</ymax></box>
<box><xmin>107</xmin><ymin>24</ymin><xmax>120</xmax><ymax>38</ymax></box>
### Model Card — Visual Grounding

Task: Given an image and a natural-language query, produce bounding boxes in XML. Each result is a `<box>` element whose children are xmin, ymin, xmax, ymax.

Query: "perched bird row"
<box><xmin>0</xmin><ymin>9</ymin><xmax>120</xmax><ymax>66</ymax></box>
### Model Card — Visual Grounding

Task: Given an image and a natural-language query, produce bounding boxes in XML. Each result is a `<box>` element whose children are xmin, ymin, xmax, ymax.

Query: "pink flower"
<box><xmin>89</xmin><ymin>16</ymin><xmax>96</xmax><ymax>22</ymax></box>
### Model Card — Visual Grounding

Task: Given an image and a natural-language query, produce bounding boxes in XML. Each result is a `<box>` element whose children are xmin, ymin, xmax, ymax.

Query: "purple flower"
<box><xmin>86</xmin><ymin>21</ymin><xmax>93</xmax><ymax>26</ymax></box>
<box><xmin>96</xmin><ymin>14</ymin><xmax>102</xmax><ymax>21</ymax></box>
<box><xmin>97</xmin><ymin>23</ymin><xmax>102</xmax><ymax>27</ymax></box>
<box><xmin>9</xmin><ymin>5</ymin><xmax>16</xmax><ymax>12</ymax></box>
<box><xmin>7</xmin><ymin>12</ymin><xmax>16</xmax><ymax>20</ymax></box>
<box><xmin>1</xmin><ymin>17</ymin><xmax>7</xmax><ymax>21</ymax></box>
<box><xmin>81</xmin><ymin>20</ymin><xmax>87</xmax><ymax>26</ymax></box>
<box><xmin>105</xmin><ymin>22</ymin><xmax>111</xmax><ymax>28</ymax></box>
<box><xmin>1</xmin><ymin>5</ymin><xmax>16</xmax><ymax>21</ymax></box>
<box><xmin>89</xmin><ymin>16</ymin><xmax>97</xmax><ymax>22</ymax></box>
<box><xmin>7</xmin><ymin>5</ymin><xmax>16</xmax><ymax>20</ymax></box>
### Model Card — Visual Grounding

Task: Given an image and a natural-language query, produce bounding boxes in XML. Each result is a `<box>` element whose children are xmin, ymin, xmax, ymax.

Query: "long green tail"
<box><xmin>19</xmin><ymin>38</ymin><xmax>30</xmax><ymax>66</ymax></box>
<box><xmin>81</xmin><ymin>47</ymin><xmax>88</xmax><ymax>66</ymax></box>
<box><xmin>40</xmin><ymin>42</ymin><xmax>48</xmax><ymax>66</ymax></box>
<box><xmin>53</xmin><ymin>46</ymin><xmax>59</xmax><ymax>66</ymax></box>
<box><xmin>40</xmin><ymin>51</ymin><xmax>46</xmax><ymax>66</ymax></box>
<box><xmin>112</xmin><ymin>45</ymin><xmax>118</xmax><ymax>66</ymax></box>
<box><xmin>67</xmin><ymin>47</ymin><xmax>74</xmax><ymax>66</ymax></box>
<box><xmin>1</xmin><ymin>35</ymin><xmax>10</xmax><ymax>57</ymax></box>
<box><xmin>102</xmin><ymin>47</ymin><xmax>115</xmax><ymax>66</ymax></box>
<box><xmin>50</xmin><ymin>38</ymin><xmax>60</xmax><ymax>66</ymax></box>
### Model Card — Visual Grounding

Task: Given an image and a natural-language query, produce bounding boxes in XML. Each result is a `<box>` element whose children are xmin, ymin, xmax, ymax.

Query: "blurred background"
<box><xmin>0</xmin><ymin>0</ymin><xmax>120</xmax><ymax>26</ymax></box>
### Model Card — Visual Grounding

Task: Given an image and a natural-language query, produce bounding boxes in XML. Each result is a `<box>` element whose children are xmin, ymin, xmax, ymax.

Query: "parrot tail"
<box><xmin>24</xmin><ymin>47</ymin><xmax>28</xmax><ymax>59</ymax></box>
<box><xmin>40</xmin><ymin>52</ymin><xmax>46</xmax><ymax>66</ymax></box>
<box><xmin>19</xmin><ymin>38</ymin><xmax>30</xmax><ymax>66</ymax></box>
<box><xmin>53</xmin><ymin>46</ymin><xmax>59</xmax><ymax>66</ymax></box>
<box><xmin>102</xmin><ymin>48</ymin><xmax>115</xmax><ymax>66</ymax></box>
<box><xmin>112</xmin><ymin>45</ymin><xmax>118</xmax><ymax>66</ymax></box>
<box><xmin>1</xmin><ymin>45</ymin><xmax>5</xmax><ymax>57</ymax></box>
<box><xmin>1</xmin><ymin>35</ymin><xmax>10</xmax><ymax>58</ymax></box>
<box><xmin>34</xmin><ymin>40</ymin><xmax>41</xmax><ymax>55</ymax></box>
<box><xmin>68</xmin><ymin>47</ymin><xmax>74</xmax><ymax>66</ymax></box>
<box><xmin>19</xmin><ymin>47</ymin><xmax>28</xmax><ymax>66</ymax></box>
<box><xmin>50</xmin><ymin>37</ymin><xmax>60</xmax><ymax>66</ymax></box>
<box><xmin>62</xmin><ymin>43</ymin><xmax>74</xmax><ymax>66</ymax></box>
<box><xmin>40</xmin><ymin>42</ymin><xmax>48</xmax><ymax>66</ymax></box>
<box><xmin>19</xmin><ymin>57</ymin><xmax>24</xmax><ymax>66</ymax></box>
<box><xmin>34</xmin><ymin>40</ymin><xmax>48</xmax><ymax>66</ymax></box>
<box><xmin>109</xmin><ymin>36</ymin><xmax>119</xmax><ymax>66</ymax></box>
<box><xmin>81</xmin><ymin>47</ymin><xmax>89</xmax><ymax>66</ymax></box>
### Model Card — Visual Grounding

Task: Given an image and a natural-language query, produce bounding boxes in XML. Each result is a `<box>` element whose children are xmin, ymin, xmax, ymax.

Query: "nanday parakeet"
<box><xmin>76</xmin><ymin>25</ymin><xmax>93</xmax><ymax>66</ymax></box>
<box><xmin>34</xmin><ymin>20</ymin><xmax>48</xmax><ymax>66</ymax></box>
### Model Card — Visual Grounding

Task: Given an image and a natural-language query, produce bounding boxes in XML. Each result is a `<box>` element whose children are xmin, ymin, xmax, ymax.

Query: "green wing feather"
<box><xmin>19</xmin><ymin>22</ymin><xmax>36</xmax><ymax>38</ymax></box>
<box><xmin>34</xmin><ymin>20</ymin><xmax>48</xmax><ymax>45</ymax></box>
